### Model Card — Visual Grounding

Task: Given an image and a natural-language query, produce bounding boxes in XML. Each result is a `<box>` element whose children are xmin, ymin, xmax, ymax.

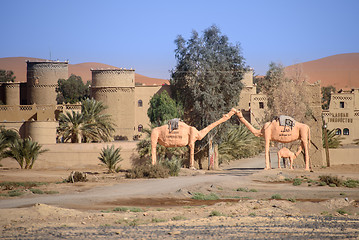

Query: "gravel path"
<box><xmin>2</xmin><ymin>215</ymin><xmax>358</xmax><ymax>239</ymax></box>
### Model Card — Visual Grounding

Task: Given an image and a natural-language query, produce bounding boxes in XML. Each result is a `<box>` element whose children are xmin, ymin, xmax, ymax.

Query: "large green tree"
<box><xmin>147</xmin><ymin>91</ymin><xmax>183</xmax><ymax>127</ymax></box>
<box><xmin>56</xmin><ymin>74</ymin><xmax>90</xmax><ymax>104</ymax></box>
<box><xmin>170</xmin><ymin>25</ymin><xmax>246</xmax><ymax>150</ymax></box>
<box><xmin>0</xmin><ymin>70</ymin><xmax>16</xmax><ymax>82</ymax></box>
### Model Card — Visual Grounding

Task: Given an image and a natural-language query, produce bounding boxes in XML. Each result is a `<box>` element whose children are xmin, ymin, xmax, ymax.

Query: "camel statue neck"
<box><xmin>236</xmin><ymin>112</ymin><xmax>262</xmax><ymax>137</ymax></box>
<box><xmin>197</xmin><ymin>110</ymin><xmax>235</xmax><ymax>140</ymax></box>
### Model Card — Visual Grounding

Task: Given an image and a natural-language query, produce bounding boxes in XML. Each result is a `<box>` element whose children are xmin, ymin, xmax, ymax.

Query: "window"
<box><xmin>259</xmin><ymin>102</ymin><xmax>264</xmax><ymax>109</ymax></box>
<box><xmin>138</xmin><ymin>124</ymin><xmax>143</xmax><ymax>132</ymax></box>
<box><xmin>343</xmin><ymin>128</ymin><xmax>349</xmax><ymax>135</ymax></box>
<box><xmin>340</xmin><ymin>101</ymin><xmax>345</xmax><ymax>108</ymax></box>
<box><xmin>335</xmin><ymin>128</ymin><xmax>342</xmax><ymax>135</ymax></box>
<box><xmin>138</xmin><ymin>100</ymin><xmax>143</xmax><ymax>107</ymax></box>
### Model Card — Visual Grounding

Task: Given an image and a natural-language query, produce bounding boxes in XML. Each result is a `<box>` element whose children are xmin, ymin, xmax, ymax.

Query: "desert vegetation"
<box><xmin>57</xmin><ymin>98</ymin><xmax>115</xmax><ymax>143</ymax></box>
<box><xmin>98</xmin><ymin>145</ymin><xmax>123</xmax><ymax>173</ymax></box>
<box><xmin>3</xmin><ymin>138</ymin><xmax>47</xmax><ymax>169</ymax></box>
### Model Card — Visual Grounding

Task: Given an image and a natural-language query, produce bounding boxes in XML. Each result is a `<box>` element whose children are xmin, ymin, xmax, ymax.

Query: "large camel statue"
<box><xmin>151</xmin><ymin>108</ymin><xmax>237</xmax><ymax>169</ymax></box>
<box><xmin>235</xmin><ymin>110</ymin><xmax>311</xmax><ymax>170</ymax></box>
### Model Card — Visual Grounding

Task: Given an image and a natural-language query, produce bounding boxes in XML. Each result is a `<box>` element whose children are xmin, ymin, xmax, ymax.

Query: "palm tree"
<box><xmin>0</xmin><ymin>135</ymin><xmax>7</xmax><ymax>161</ymax></box>
<box><xmin>58</xmin><ymin>99</ymin><xmax>116</xmax><ymax>143</ymax></box>
<box><xmin>81</xmin><ymin>98</ymin><xmax>116</xmax><ymax>142</ymax></box>
<box><xmin>323</xmin><ymin>129</ymin><xmax>343</xmax><ymax>148</ymax></box>
<box><xmin>0</xmin><ymin>127</ymin><xmax>20</xmax><ymax>162</ymax></box>
<box><xmin>57</xmin><ymin>110</ymin><xmax>96</xmax><ymax>143</ymax></box>
<box><xmin>4</xmin><ymin>138</ymin><xmax>48</xmax><ymax>169</ymax></box>
<box><xmin>219</xmin><ymin>124</ymin><xmax>264</xmax><ymax>164</ymax></box>
<box><xmin>98</xmin><ymin>145</ymin><xmax>123</xmax><ymax>173</ymax></box>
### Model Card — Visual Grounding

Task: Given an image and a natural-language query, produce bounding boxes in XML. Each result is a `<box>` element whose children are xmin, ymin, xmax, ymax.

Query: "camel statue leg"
<box><xmin>302</xmin><ymin>140</ymin><xmax>310</xmax><ymax>171</ymax></box>
<box><xmin>189</xmin><ymin>142</ymin><xmax>195</xmax><ymax>169</ymax></box>
<box><xmin>277</xmin><ymin>151</ymin><xmax>282</xmax><ymax>169</ymax></box>
<box><xmin>264</xmin><ymin>137</ymin><xmax>271</xmax><ymax>170</ymax></box>
<box><xmin>289</xmin><ymin>155</ymin><xmax>294</xmax><ymax>169</ymax></box>
<box><xmin>151</xmin><ymin>131</ymin><xmax>159</xmax><ymax>165</ymax></box>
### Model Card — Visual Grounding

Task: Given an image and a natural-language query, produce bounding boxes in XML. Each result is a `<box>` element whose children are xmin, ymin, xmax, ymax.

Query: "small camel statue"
<box><xmin>151</xmin><ymin>108</ymin><xmax>237</xmax><ymax>169</ymax></box>
<box><xmin>235</xmin><ymin>110</ymin><xmax>311</xmax><ymax>170</ymax></box>
<box><xmin>277</xmin><ymin>147</ymin><xmax>301</xmax><ymax>169</ymax></box>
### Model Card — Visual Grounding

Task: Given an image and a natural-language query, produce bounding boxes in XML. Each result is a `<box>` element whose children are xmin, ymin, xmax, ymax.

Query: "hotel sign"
<box><xmin>327</xmin><ymin>112</ymin><xmax>353</xmax><ymax>123</ymax></box>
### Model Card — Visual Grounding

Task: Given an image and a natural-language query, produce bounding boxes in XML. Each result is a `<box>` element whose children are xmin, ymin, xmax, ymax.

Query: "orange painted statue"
<box><xmin>277</xmin><ymin>147</ymin><xmax>302</xmax><ymax>169</ymax></box>
<box><xmin>151</xmin><ymin>108</ymin><xmax>237</xmax><ymax>169</ymax></box>
<box><xmin>235</xmin><ymin>110</ymin><xmax>311</xmax><ymax>170</ymax></box>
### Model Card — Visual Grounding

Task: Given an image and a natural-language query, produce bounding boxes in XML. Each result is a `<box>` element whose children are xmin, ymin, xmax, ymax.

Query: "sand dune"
<box><xmin>285</xmin><ymin>53</ymin><xmax>359</xmax><ymax>89</ymax></box>
<box><xmin>1</xmin><ymin>54</ymin><xmax>358</xmax><ymax>89</ymax></box>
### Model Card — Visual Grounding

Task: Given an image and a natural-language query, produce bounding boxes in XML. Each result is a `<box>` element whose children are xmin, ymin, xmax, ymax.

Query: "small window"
<box><xmin>335</xmin><ymin>128</ymin><xmax>342</xmax><ymax>135</ymax></box>
<box><xmin>343</xmin><ymin>128</ymin><xmax>349</xmax><ymax>135</ymax></box>
<box><xmin>259</xmin><ymin>102</ymin><xmax>264</xmax><ymax>109</ymax></box>
<box><xmin>138</xmin><ymin>100</ymin><xmax>143</xmax><ymax>107</ymax></box>
<box><xmin>138</xmin><ymin>124</ymin><xmax>143</xmax><ymax>132</ymax></box>
<box><xmin>340</xmin><ymin>101</ymin><xmax>345</xmax><ymax>108</ymax></box>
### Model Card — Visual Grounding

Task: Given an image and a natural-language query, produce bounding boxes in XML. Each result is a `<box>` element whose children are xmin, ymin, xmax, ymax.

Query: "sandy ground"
<box><xmin>1</xmin><ymin>153</ymin><xmax>359</xmax><ymax>239</ymax></box>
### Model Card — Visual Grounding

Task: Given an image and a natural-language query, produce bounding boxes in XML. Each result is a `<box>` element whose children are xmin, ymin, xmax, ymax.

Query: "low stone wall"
<box><xmin>323</xmin><ymin>147</ymin><xmax>359</xmax><ymax>166</ymax></box>
<box><xmin>1</xmin><ymin>141</ymin><xmax>139</xmax><ymax>171</ymax></box>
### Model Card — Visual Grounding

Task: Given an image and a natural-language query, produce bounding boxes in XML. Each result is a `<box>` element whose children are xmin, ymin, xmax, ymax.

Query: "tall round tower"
<box><xmin>4</xmin><ymin>82</ymin><xmax>20</xmax><ymax>105</ymax></box>
<box><xmin>26</xmin><ymin>61</ymin><xmax>68</xmax><ymax>105</ymax></box>
<box><xmin>91</xmin><ymin>69</ymin><xmax>135</xmax><ymax>140</ymax></box>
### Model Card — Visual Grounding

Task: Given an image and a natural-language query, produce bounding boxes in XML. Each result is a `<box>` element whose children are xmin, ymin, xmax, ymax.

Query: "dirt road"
<box><xmin>1</xmin><ymin>150</ymin><xmax>359</xmax><ymax>239</ymax></box>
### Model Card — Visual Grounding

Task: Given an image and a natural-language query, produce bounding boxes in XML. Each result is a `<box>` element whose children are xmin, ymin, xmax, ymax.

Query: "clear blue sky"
<box><xmin>1</xmin><ymin>0</ymin><xmax>358</xmax><ymax>79</ymax></box>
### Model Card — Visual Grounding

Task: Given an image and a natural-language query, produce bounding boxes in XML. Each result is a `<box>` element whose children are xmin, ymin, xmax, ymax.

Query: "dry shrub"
<box><xmin>126</xmin><ymin>164</ymin><xmax>169</xmax><ymax>179</ymax></box>
<box><xmin>66</xmin><ymin>171</ymin><xmax>88</xmax><ymax>183</ymax></box>
<box><xmin>319</xmin><ymin>175</ymin><xmax>342</xmax><ymax>187</ymax></box>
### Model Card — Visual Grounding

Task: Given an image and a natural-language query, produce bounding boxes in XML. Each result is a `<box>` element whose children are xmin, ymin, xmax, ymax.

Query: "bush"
<box><xmin>343</xmin><ymin>179</ymin><xmax>359</xmax><ymax>188</ymax></box>
<box><xmin>319</xmin><ymin>175</ymin><xmax>342</xmax><ymax>187</ymax></box>
<box><xmin>159</xmin><ymin>156</ymin><xmax>182</xmax><ymax>176</ymax></box>
<box><xmin>293</xmin><ymin>178</ymin><xmax>303</xmax><ymax>186</ymax></box>
<box><xmin>271</xmin><ymin>194</ymin><xmax>282</xmax><ymax>200</ymax></box>
<box><xmin>191</xmin><ymin>192</ymin><xmax>219</xmax><ymax>200</ymax></box>
<box><xmin>219</xmin><ymin>125</ymin><xmax>264</xmax><ymax>163</ymax></box>
<box><xmin>0</xmin><ymin>181</ymin><xmax>47</xmax><ymax>190</ymax></box>
<box><xmin>66</xmin><ymin>171</ymin><xmax>88</xmax><ymax>183</ymax></box>
<box><xmin>126</xmin><ymin>164</ymin><xmax>169</xmax><ymax>179</ymax></box>
<box><xmin>98</xmin><ymin>145</ymin><xmax>123</xmax><ymax>173</ymax></box>
<box><xmin>30</xmin><ymin>189</ymin><xmax>44</xmax><ymax>194</ymax></box>
<box><xmin>8</xmin><ymin>190</ymin><xmax>24</xmax><ymax>197</ymax></box>
<box><xmin>209</xmin><ymin>210</ymin><xmax>223</xmax><ymax>217</ymax></box>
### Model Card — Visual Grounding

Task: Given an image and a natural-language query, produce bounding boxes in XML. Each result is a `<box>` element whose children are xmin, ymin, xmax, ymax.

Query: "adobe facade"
<box><xmin>322</xmin><ymin>89</ymin><xmax>359</xmax><ymax>144</ymax></box>
<box><xmin>0</xmin><ymin>60</ymin><xmax>169</xmax><ymax>142</ymax></box>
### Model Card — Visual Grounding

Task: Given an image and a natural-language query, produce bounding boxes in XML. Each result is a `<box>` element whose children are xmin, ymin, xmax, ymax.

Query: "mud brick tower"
<box><xmin>26</xmin><ymin>61</ymin><xmax>68</xmax><ymax>105</ymax></box>
<box><xmin>91</xmin><ymin>68</ymin><xmax>136</xmax><ymax>140</ymax></box>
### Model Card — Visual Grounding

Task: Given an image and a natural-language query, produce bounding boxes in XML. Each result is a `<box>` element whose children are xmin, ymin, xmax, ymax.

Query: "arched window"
<box><xmin>138</xmin><ymin>100</ymin><xmax>143</xmax><ymax>107</ymax></box>
<box><xmin>138</xmin><ymin>124</ymin><xmax>143</xmax><ymax>132</ymax></box>
<box><xmin>335</xmin><ymin>128</ymin><xmax>342</xmax><ymax>135</ymax></box>
<box><xmin>343</xmin><ymin>128</ymin><xmax>349</xmax><ymax>135</ymax></box>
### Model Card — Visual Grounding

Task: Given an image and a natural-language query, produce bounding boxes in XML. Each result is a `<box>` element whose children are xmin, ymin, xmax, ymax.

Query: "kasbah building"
<box><xmin>0</xmin><ymin>59</ymin><xmax>358</xmax><ymax>168</ymax></box>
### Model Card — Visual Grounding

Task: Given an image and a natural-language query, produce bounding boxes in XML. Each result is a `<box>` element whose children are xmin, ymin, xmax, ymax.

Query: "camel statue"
<box><xmin>235</xmin><ymin>110</ymin><xmax>311</xmax><ymax>170</ymax></box>
<box><xmin>151</xmin><ymin>108</ymin><xmax>237</xmax><ymax>169</ymax></box>
<box><xmin>277</xmin><ymin>147</ymin><xmax>302</xmax><ymax>169</ymax></box>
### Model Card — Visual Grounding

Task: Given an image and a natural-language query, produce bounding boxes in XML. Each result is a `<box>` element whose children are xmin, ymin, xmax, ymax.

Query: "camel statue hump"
<box><xmin>168</xmin><ymin>118</ymin><xmax>181</xmax><ymax>132</ymax></box>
